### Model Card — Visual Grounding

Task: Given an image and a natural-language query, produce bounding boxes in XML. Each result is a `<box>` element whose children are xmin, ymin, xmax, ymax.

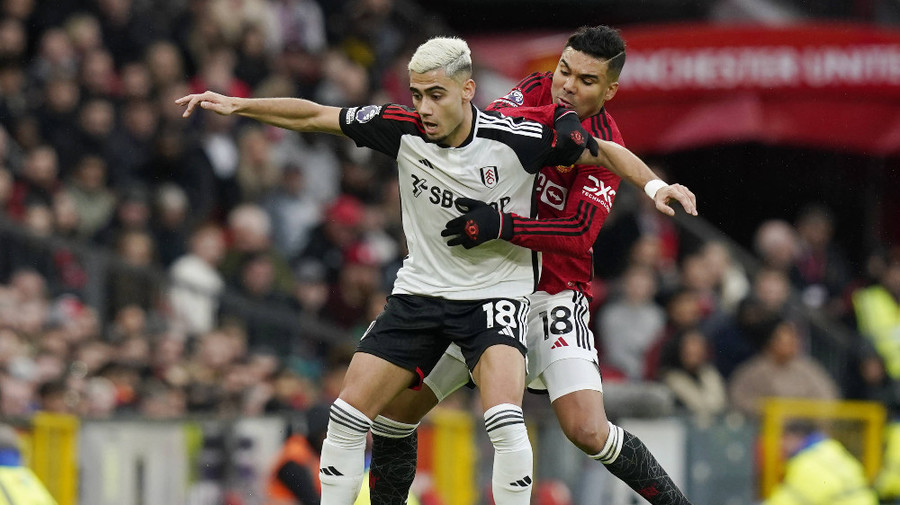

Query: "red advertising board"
<box><xmin>470</xmin><ymin>24</ymin><xmax>900</xmax><ymax>154</ymax></box>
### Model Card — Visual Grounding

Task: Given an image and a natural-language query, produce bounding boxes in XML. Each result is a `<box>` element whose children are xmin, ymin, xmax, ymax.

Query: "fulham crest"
<box><xmin>479</xmin><ymin>166</ymin><xmax>499</xmax><ymax>189</ymax></box>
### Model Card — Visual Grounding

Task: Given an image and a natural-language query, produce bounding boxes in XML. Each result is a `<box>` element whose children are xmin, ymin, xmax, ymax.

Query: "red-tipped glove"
<box><xmin>441</xmin><ymin>198</ymin><xmax>514</xmax><ymax>249</ymax></box>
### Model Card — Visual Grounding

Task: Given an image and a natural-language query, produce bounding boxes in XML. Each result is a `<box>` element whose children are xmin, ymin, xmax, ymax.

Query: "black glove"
<box><xmin>553</xmin><ymin>106</ymin><xmax>599</xmax><ymax>160</ymax></box>
<box><xmin>441</xmin><ymin>198</ymin><xmax>514</xmax><ymax>249</ymax></box>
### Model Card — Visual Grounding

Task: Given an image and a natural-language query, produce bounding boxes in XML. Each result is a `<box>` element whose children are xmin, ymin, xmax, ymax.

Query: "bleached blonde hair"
<box><xmin>407</xmin><ymin>36</ymin><xmax>472</xmax><ymax>82</ymax></box>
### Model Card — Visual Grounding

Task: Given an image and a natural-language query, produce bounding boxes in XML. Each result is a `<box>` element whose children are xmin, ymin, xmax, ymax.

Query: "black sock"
<box><xmin>595</xmin><ymin>423</ymin><xmax>692</xmax><ymax>505</ymax></box>
<box><xmin>370</xmin><ymin>417</ymin><xmax>418</xmax><ymax>505</ymax></box>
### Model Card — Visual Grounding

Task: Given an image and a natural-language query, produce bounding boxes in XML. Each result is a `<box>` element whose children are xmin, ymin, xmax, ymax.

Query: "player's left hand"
<box><xmin>654</xmin><ymin>183</ymin><xmax>698</xmax><ymax>217</ymax></box>
<box><xmin>442</xmin><ymin>198</ymin><xmax>513</xmax><ymax>249</ymax></box>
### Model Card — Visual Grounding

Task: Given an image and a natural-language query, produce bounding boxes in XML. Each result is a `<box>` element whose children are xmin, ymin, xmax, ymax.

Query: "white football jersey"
<box><xmin>340</xmin><ymin>103</ymin><xmax>580</xmax><ymax>300</ymax></box>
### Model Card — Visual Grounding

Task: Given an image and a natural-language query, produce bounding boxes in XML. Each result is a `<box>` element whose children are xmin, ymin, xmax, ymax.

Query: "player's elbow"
<box><xmin>575</xmin><ymin>236</ymin><xmax>595</xmax><ymax>256</ymax></box>
<box><xmin>545</xmin><ymin>235</ymin><xmax>593</xmax><ymax>258</ymax></box>
<box><xmin>558</xmin><ymin>235</ymin><xmax>592</xmax><ymax>256</ymax></box>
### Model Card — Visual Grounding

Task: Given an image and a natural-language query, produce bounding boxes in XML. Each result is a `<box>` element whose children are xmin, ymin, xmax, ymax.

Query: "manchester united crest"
<box><xmin>465</xmin><ymin>219</ymin><xmax>479</xmax><ymax>240</ymax></box>
<box><xmin>570</xmin><ymin>130</ymin><xmax>584</xmax><ymax>146</ymax></box>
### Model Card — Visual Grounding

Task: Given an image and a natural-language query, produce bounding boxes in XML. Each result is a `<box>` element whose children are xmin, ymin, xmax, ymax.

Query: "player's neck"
<box><xmin>441</xmin><ymin>103</ymin><xmax>475</xmax><ymax>148</ymax></box>
<box><xmin>582</xmin><ymin>103</ymin><xmax>605</xmax><ymax>119</ymax></box>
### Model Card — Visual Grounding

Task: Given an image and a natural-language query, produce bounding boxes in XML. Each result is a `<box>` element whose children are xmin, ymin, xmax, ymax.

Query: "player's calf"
<box><xmin>484</xmin><ymin>404</ymin><xmax>533</xmax><ymax>505</ymax></box>
<box><xmin>592</xmin><ymin>422</ymin><xmax>693</xmax><ymax>505</ymax></box>
<box><xmin>320</xmin><ymin>399</ymin><xmax>372</xmax><ymax>505</ymax></box>
<box><xmin>370</xmin><ymin>416</ymin><xmax>419</xmax><ymax>505</ymax></box>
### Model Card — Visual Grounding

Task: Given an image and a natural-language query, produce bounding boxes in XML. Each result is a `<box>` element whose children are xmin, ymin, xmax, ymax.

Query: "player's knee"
<box><xmin>562</xmin><ymin>417</ymin><xmax>610</xmax><ymax>455</ymax></box>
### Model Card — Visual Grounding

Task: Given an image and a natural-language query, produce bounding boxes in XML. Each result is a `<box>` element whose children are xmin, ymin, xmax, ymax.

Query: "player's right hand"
<box><xmin>175</xmin><ymin>91</ymin><xmax>239</xmax><ymax>118</ymax></box>
<box><xmin>442</xmin><ymin>198</ymin><xmax>513</xmax><ymax>249</ymax></box>
<box><xmin>553</xmin><ymin>106</ymin><xmax>599</xmax><ymax>158</ymax></box>
<box><xmin>654</xmin><ymin>183</ymin><xmax>698</xmax><ymax>217</ymax></box>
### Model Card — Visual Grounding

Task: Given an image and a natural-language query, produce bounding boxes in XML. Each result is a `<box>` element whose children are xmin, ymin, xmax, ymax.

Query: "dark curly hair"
<box><xmin>565</xmin><ymin>25</ymin><xmax>627</xmax><ymax>79</ymax></box>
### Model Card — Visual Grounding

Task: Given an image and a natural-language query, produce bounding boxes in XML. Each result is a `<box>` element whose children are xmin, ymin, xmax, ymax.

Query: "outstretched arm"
<box><xmin>175</xmin><ymin>91</ymin><xmax>343</xmax><ymax>136</ymax></box>
<box><xmin>577</xmin><ymin>140</ymin><xmax>698</xmax><ymax>217</ymax></box>
<box><xmin>552</xmin><ymin>107</ymin><xmax>697</xmax><ymax>217</ymax></box>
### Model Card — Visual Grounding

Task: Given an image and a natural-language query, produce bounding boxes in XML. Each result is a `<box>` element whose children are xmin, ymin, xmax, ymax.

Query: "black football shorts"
<box><xmin>356</xmin><ymin>294</ymin><xmax>529</xmax><ymax>385</ymax></box>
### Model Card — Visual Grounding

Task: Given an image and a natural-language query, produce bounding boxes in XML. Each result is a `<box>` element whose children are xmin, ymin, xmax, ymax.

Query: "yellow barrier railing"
<box><xmin>431</xmin><ymin>408</ymin><xmax>476</xmax><ymax>505</ymax></box>
<box><xmin>29</xmin><ymin>413</ymin><xmax>79</xmax><ymax>505</ymax></box>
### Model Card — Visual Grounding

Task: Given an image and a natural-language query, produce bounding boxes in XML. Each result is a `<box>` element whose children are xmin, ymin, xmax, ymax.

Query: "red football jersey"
<box><xmin>488</xmin><ymin>72</ymin><xmax>625</xmax><ymax>297</ymax></box>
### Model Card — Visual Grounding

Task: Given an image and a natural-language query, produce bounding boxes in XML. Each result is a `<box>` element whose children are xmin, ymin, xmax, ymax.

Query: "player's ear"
<box><xmin>604</xmin><ymin>81</ymin><xmax>619</xmax><ymax>102</ymax></box>
<box><xmin>462</xmin><ymin>78</ymin><xmax>476</xmax><ymax>102</ymax></box>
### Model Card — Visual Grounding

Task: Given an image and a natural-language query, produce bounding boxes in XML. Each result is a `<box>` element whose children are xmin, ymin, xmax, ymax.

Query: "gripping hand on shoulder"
<box><xmin>442</xmin><ymin>198</ymin><xmax>513</xmax><ymax>249</ymax></box>
<box><xmin>553</xmin><ymin>106</ymin><xmax>599</xmax><ymax>158</ymax></box>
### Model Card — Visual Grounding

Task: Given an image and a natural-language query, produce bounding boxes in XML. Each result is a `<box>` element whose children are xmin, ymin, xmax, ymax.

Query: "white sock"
<box><xmin>484</xmin><ymin>404</ymin><xmax>533</xmax><ymax>505</ymax></box>
<box><xmin>590</xmin><ymin>421</ymin><xmax>624</xmax><ymax>464</ymax></box>
<box><xmin>319</xmin><ymin>399</ymin><xmax>372</xmax><ymax>505</ymax></box>
<box><xmin>372</xmin><ymin>415</ymin><xmax>419</xmax><ymax>438</ymax></box>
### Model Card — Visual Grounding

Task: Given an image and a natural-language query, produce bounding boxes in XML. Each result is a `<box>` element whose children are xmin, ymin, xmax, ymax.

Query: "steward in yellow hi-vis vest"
<box><xmin>853</xmin><ymin>282</ymin><xmax>900</xmax><ymax>379</ymax></box>
<box><xmin>0</xmin><ymin>424</ymin><xmax>57</xmax><ymax>505</ymax></box>
<box><xmin>875</xmin><ymin>421</ymin><xmax>900</xmax><ymax>500</ymax></box>
<box><xmin>0</xmin><ymin>466</ymin><xmax>58</xmax><ymax>505</ymax></box>
<box><xmin>764</xmin><ymin>421</ymin><xmax>876</xmax><ymax>505</ymax></box>
<box><xmin>853</xmin><ymin>255</ymin><xmax>900</xmax><ymax>501</ymax></box>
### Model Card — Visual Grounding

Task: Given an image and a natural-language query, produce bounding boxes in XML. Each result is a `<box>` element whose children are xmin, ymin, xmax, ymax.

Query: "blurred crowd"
<box><xmin>0</xmin><ymin>0</ymin><xmax>898</xmax><ymax>429</ymax></box>
<box><xmin>0</xmin><ymin>0</ymin><xmax>444</xmax><ymax>419</ymax></box>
